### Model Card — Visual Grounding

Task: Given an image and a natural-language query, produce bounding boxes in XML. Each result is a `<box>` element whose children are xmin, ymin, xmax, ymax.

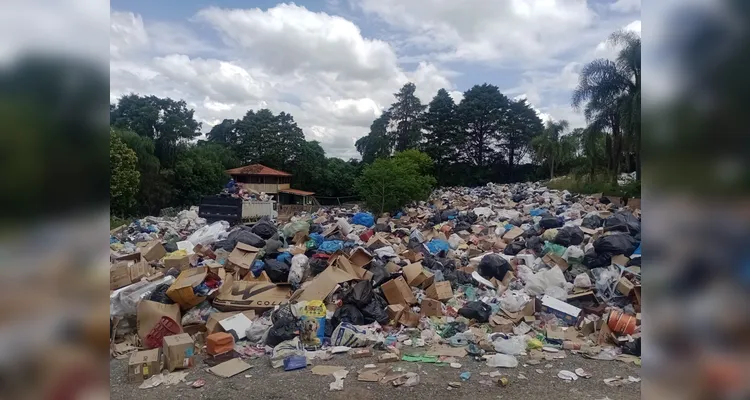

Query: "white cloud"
<box><xmin>610</xmin><ymin>0</ymin><xmax>641</xmax><ymax>13</ymax></box>
<box><xmin>355</xmin><ymin>0</ymin><xmax>596</xmax><ymax>65</ymax></box>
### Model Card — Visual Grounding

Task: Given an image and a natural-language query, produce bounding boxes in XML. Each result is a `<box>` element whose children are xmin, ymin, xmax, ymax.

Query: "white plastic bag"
<box><xmin>271</xmin><ymin>337</ymin><xmax>304</xmax><ymax>368</ymax></box>
<box><xmin>493</xmin><ymin>336</ymin><xmax>526</xmax><ymax>355</ymax></box>
<box><xmin>246</xmin><ymin>316</ymin><xmax>272</xmax><ymax>343</ymax></box>
<box><xmin>574</xmin><ymin>273</ymin><xmax>592</xmax><ymax>288</ymax></box>
<box><xmin>544</xmin><ymin>286</ymin><xmax>568</xmax><ymax>300</ymax></box>
<box><xmin>473</xmin><ymin>207</ymin><xmax>494</xmax><ymax>217</ymax></box>
<box><xmin>187</xmin><ymin>220</ymin><xmax>229</xmax><ymax>247</ymax></box>
<box><xmin>563</xmin><ymin>246</ymin><xmax>585</xmax><ymax>261</ymax></box>
<box><xmin>485</xmin><ymin>353</ymin><xmax>519</xmax><ymax>368</ymax></box>
<box><xmin>499</xmin><ymin>290</ymin><xmax>530</xmax><ymax>313</ymax></box>
<box><xmin>525</xmin><ymin>266</ymin><xmax>567</xmax><ymax>297</ymax></box>
<box><xmin>289</xmin><ymin>254</ymin><xmax>309</xmax><ymax>287</ymax></box>
<box><xmin>448</xmin><ymin>234</ymin><xmax>462</xmax><ymax>250</ymax></box>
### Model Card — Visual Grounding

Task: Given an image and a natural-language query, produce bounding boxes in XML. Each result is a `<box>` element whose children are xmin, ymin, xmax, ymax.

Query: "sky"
<box><xmin>110</xmin><ymin>0</ymin><xmax>641</xmax><ymax>160</ymax></box>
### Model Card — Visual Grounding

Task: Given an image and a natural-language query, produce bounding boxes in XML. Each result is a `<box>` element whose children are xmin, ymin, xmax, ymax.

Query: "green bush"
<box><xmin>356</xmin><ymin>150</ymin><xmax>437</xmax><ymax>215</ymax></box>
<box><xmin>546</xmin><ymin>174</ymin><xmax>641</xmax><ymax>197</ymax></box>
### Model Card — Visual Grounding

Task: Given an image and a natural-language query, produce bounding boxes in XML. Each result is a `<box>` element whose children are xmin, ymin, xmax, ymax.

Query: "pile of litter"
<box><xmin>110</xmin><ymin>181</ymin><xmax>641</xmax><ymax>390</ymax></box>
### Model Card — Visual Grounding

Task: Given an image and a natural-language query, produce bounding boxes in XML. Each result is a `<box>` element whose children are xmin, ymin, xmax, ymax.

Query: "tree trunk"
<box><xmin>605</xmin><ymin>133</ymin><xmax>613</xmax><ymax>174</ymax></box>
<box><xmin>508</xmin><ymin>147</ymin><xmax>515</xmax><ymax>182</ymax></box>
<box><xmin>612</xmin><ymin>116</ymin><xmax>622</xmax><ymax>183</ymax></box>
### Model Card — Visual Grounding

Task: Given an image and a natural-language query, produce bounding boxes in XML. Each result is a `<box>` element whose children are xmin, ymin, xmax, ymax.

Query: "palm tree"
<box><xmin>572</xmin><ymin>30</ymin><xmax>641</xmax><ymax>181</ymax></box>
<box><xmin>532</xmin><ymin>119</ymin><xmax>574</xmax><ymax>180</ymax></box>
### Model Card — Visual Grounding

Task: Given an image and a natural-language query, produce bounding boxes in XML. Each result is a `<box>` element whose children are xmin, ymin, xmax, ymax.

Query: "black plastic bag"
<box><xmin>441</xmin><ymin>209</ymin><xmax>458</xmax><ymax>221</ymax></box>
<box><xmin>375</xmin><ymin>223</ymin><xmax>391</xmax><ymax>233</ymax></box>
<box><xmin>251</xmin><ymin>218</ymin><xmax>277</xmax><ymax>240</ymax></box>
<box><xmin>593</xmin><ymin>234</ymin><xmax>638</xmax><ymax>256</ymax></box>
<box><xmin>622</xmin><ymin>337</ymin><xmax>641</xmax><ymax>356</ymax></box>
<box><xmin>232</xmin><ymin>229</ymin><xmax>266</xmax><ymax>248</ymax></box>
<box><xmin>582</xmin><ymin>214</ymin><xmax>604</xmax><ymax>229</ymax></box>
<box><xmin>555</xmin><ymin>226</ymin><xmax>584</xmax><ymax>247</ymax></box>
<box><xmin>539</xmin><ymin>217</ymin><xmax>562</xmax><ymax>229</ymax></box>
<box><xmin>264</xmin><ymin>239</ymin><xmax>283</xmax><ymax>255</ymax></box>
<box><xmin>523</xmin><ymin>226</ymin><xmax>543</xmax><ymax>238</ymax></box>
<box><xmin>163</xmin><ymin>241</ymin><xmax>178</xmax><ymax>253</ymax></box>
<box><xmin>360</xmin><ymin>294</ymin><xmax>389</xmax><ymax>325</ymax></box>
<box><xmin>508</xmin><ymin>218</ymin><xmax>523</xmax><ymax>227</ymax></box>
<box><xmin>148</xmin><ymin>283</ymin><xmax>174</xmax><ymax>304</ymax></box>
<box><xmin>367</xmin><ymin>260</ymin><xmax>391</xmax><ymax>287</ymax></box>
<box><xmin>458</xmin><ymin>301</ymin><xmax>492</xmax><ymax>322</ymax></box>
<box><xmin>604</xmin><ymin>211</ymin><xmax>641</xmax><ymax>236</ymax></box>
<box><xmin>266</xmin><ymin>306</ymin><xmax>300</xmax><ymax>346</ymax></box>
<box><xmin>626</xmin><ymin>257</ymin><xmax>641</xmax><ymax>267</ymax></box>
<box><xmin>526</xmin><ymin>236</ymin><xmax>544</xmax><ymax>256</ymax></box>
<box><xmin>512</xmin><ymin>194</ymin><xmax>525</xmax><ymax>202</ymax></box>
<box><xmin>309</xmin><ymin>223</ymin><xmax>324</xmax><ymax>234</ymax></box>
<box><xmin>330</xmin><ymin>304</ymin><xmax>364</xmax><ymax>332</ymax></box>
<box><xmin>454</xmin><ymin>221</ymin><xmax>472</xmax><ymax>232</ymax></box>
<box><xmin>344</xmin><ymin>280</ymin><xmax>373</xmax><ymax>308</ymax></box>
<box><xmin>504</xmin><ymin>239</ymin><xmax>526</xmax><ymax>255</ymax></box>
<box><xmin>477</xmin><ymin>254</ymin><xmax>511</xmax><ymax>281</ymax></box>
<box><xmin>459</xmin><ymin>211</ymin><xmax>478</xmax><ymax>224</ymax></box>
<box><xmin>443</xmin><ymin>269</ymin><xmax>474</xmax><ymax>286</ymax></box>
<box><xmin>264</xmin><ymin>259</ymin><xmax>291</xmax><ymax>283</ymax></box>
<box><xmin>582</xmin><ymin>249</ymin><xmax>613</xmax><ymax>269</ymax></box>
<box><xmin>553</xmin><ymin>228</ymin><xmax>572</xmax><ymax>247</ymax></box>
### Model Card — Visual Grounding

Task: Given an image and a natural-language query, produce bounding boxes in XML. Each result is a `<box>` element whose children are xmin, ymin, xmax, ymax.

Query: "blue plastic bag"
<box><xmin>319</xmin><ymin>240</ymin><xmax>344</xmax><ymax>254</ymax></box>
<box><xmin>632</xmin><ymin>244</ymin><xmax>641</xmax><ymax>256</ymax></box>
<box><xmin>251</xmin><ymin>260</ymin><xmax>265</xmax><ymax>277</ymax></box>
<box><xmin>309</xmin><ymin>232</ymin><xmax>325</xmax><ymax>246</ymax></box>
<box><xmin>426</xmin><ymin>239</ymin><xmax>450</xmax><ymax>254</ymax></box>
<box><xmin>276</xmin><ymin>252</ymin><xmax>292</xmax><ymax>264</ymax></box>
<box><xmin>530</xmin><ymin>209</ymin><xmax>546</xmax><ymax>217</ymax></box>
<box><xmin>352</xmin><ymin>212</ymin><xmax>375</xmax><ymax>227</ymax></box>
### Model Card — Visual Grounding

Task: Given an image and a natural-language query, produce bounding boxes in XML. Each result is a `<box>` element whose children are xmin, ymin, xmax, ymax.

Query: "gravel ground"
<box><xmin>110</xmin><ymin>350</ymin><xmax>641</xmax><ymax>400</ymax></box>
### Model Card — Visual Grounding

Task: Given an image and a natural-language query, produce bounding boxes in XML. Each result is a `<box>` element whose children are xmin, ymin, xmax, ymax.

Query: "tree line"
<box><xmin>109</xmin><ymin>29</ymin><xmax>640</xmax><ymax>218</ymax></box>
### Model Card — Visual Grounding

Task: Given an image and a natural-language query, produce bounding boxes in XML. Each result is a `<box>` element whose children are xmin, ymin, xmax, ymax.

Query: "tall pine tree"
<box><xmin>422</xmin><ymin>89</ymin><xmax>458</xmax><ymax>181</ymax></box>
<box><xmin>356</xmin><ymin>111</ymin><xmax>392</xmax><ymax>163</ymax></box>
<box><xmin>502</xmin><ymin>98</ymin><xmax>544</xmax><ymax>181</ymax></box>
<box><xmin>389</xmin><ymin>83</ymin><xmax>426</xmax><ymax>151</ymax></box>
<box><xmin>456</xmin><ymin>84</ymin><xmax>510</xmax><ymax>169</ymax></box>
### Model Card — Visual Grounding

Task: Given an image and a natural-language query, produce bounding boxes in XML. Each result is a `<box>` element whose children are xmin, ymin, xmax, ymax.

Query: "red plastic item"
<box><xmin>359</xmin><ymin>229</ymin><xmax>374</xmax><ymax>242</ymax></box>
<box><xmin>144</xmin><ymin>316</ymin><xmax>180</xmax><ymax>349</ymax></box>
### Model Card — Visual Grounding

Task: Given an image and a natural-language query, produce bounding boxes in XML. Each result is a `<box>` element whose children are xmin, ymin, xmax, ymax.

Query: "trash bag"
<box><xmin>553</xmin><ymin>228</ymin><xmax>572</xmax><ymax>247</ymax></box>
<box><xmin>626</xmin><ymin>257</ymin><xmax>642</xmax><ymax>267</ymax></box>
<box><xmin>330</xmin><ymin>304</ymin><xmax>364</xmax><ymax>332</ymax></box>
<box><xmin>360</xmin><ymin>294</ymin><xmax>389</xmax><ymax>325</ymax></box>
<box><xmin>264</xmin><ymin>238</ymin><xmax>283</xmax><ymax>254</ymax></box>
<box><xmin>374</xmin><ymin>223</ymin><xmax>391</xmax><ymax>233</ymax></box>
<box><xmin>283</xmin><ymin>220</ymin><xmax>310</xmax><ymax>238</ymax></box>
<box><xmin>523</xmin><ymin>226</ymin><xmax>542</xmax><ymax>239</ymax></box>
<box><xmin>512</xmin><ymin>194</ymin><xmax>525</xmax><ymax>202</ymax></box>
<box><xmin>289</xmin><ymin>254</ymin><xmax>309</xmax><ymax>288</ymax></box>
<box><xmin>622</xmin><ymin>337</ymin><xmax>641</xmax><ymax>356</ymax></box>
<box><xmin>526</xmin><ymin>236</ymin><xmax>544</xmax><ymax>256</ymax></box>
<box><xmin>460</xmin><ymin>211</ymin><xmax>478</xmax><ymax>224</ymax></box>
<box><xmin>581</xmin><ymin>213</ymin><xmax>604</xmax><ymax>229</ymax></box>
<box><xmin>251</xmin><ymin>218</ymin><xmax>277</xmax><ymax>240</ymax></box>
<box><xmin>458</xmin><ymin>301</ymin><xmax>492</xmax><ymax>322</ymax></box>
<box><xmin>539</xmin><ymin>217</ymin><xmax>562</xmax><ymax>229</ymax></box>
<box><xmin>319</xmin><ymin>240</ymin><xmax>344</xmax><ymax>254</ymax></box>
<box><xmin>309</xmin><ymin>223</ymin><xmax>324</xmax><ymax>234</ymax></box>
<box><xmin>441</xmin><ymin>209</ymin><xmax>459</xmax><ymax>221</ymax></box>
<box><xmin>448</xmin><ymin>233</ymin><xmax>462</xmax><ymax>250</ymax></box>
<box><xmin>555</xmin><ymin>226</ymin><xmax>584</xmax><ymax>247</ymax></box>
<box><xmin>246</xmin><ymin>316</ymin><xmax>272</xmax><ymax>343</ymax></box>
<box><xmin>477</xmin><ymin>254</ymin><xmax>511</xmax><ymax>281</ymax></box>
<box><xmin>605</xmin><ymin>211</ymin><xmax>641</xmax><ymax>236</ymax></box>
<box><xmin>593</xmin><ymin>234</ymin><xmax>638</xmax><ymax>256</ymax></box>
<box><xmin>352</xmin><ymin>212</ymin><xmax>375</xmax><ymax>227</ymax></box>
<box><xmin>367</xmin><ymin>260</ymin><xmax>391</xmax><ymax>287</ymax></box>
<box><xmin>582</xmin><ymin>249</ymin><xmax>613</xmax><ymax>269</ymax></box>
<box><xmin>266</xmin><ymin>306</ymin><xmax>300</xmax><ymax>346</ymax></box>
<box><xmin>443</xmin><ymin>269</ymin><xmax>474</xmax><ymax>286</ymax></box>
<box><xmin>454</xmin><ymin>221</ymin><xmax>472</xmax><ymax>232</ymax></box>
<box><xmin>426</xmin><ymin>239</ymin><xmax>450</xmax><ymax>254</ymax></box>
<box><xmin>309</xmin><ymin>257</ymin><xmax>328</xmax><ymax>276</ymax></box>
<box><xmin>264</xmin><ymin>259</ymin><xmax>291</xmax><ymax>283</ymax></box>
<box><xmin>504</xmin><ymin>239</ymin><xmax>526</xmax><ymax>255</ymax></box>
<box><xmin>344</xmin><ymin>281</ymin><xmax>373</xmax><ymax>308</ymax></box>
<box><xmin>493</xmin><ymin>336</ymin><xmax>526</xmax><ymax>355</ymax></box>
<box><xmin>232</xmin><ymin>229</ymin><xmax>266</xmax><ymax>248</ymax></box>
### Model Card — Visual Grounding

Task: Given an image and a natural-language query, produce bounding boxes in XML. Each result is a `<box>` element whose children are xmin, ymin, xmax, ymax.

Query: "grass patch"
<box><xmin>546</xmin><ymin>174</ymin><xmax>641</xmax><ymax>197</ymax></box>
<box><xmin>110</xmin><ymin>215</ymin><xmax>130</xmax><ymax>230</ymax></box>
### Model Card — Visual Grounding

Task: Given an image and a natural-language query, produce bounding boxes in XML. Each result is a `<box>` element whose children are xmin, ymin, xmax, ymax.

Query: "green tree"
<box><xmin>502</xmin><ymin>98</ymin><xmax>544</xmax><ymax>181</ymax></box>
<box><xmin>356</xmin><ymin>150</ymin><xmax>436</xmax><ymax>215</ymax></box>
<box><xmin>172</xmin><ymin>145</ymin><xmax>229</xmax><ymax>207</ymax></box>
<box><xmin>531</xmin><ymin>120</ymin><xmax>575</xmax><ymax>179</ymax></box>
<box><xmin>288</xmin><ymin>140</ymin><xmax>327</xmax><ymax>192</ymax></box>
<box><xmin>389</xmin><ymin>83</ymin><xmax>426</xmax><ymax>151</ymax></box>
<box><xmin>422</xmin><ymin>88</ymin><xmax>458</xmax><ymax>180</ymax></box>
<box><xmin>207</xmin><ymin>118</ymin><xmax>237</xmax><ymax>145</ymax></box>
<box><xmin>319</xmin><ymin>157</ymin><xmax>359</xmax><ymax>198</ymax></box>
<box><xmin>457</xmin><ymin>84</ymin><xmax>511</xmax><ymax>169</ymax></box>
<box><xmin>355</xmin><ymin>112</ymin><xmax>392</xmax><ymax>163</ymax></box>
<box><xmin>110</xmin><ymin>94</ymin><xmax>201</xmax><ymax>167</ymax></box>
<box><xmin>110</xmin><ymin>133</ymin><xmax>140</xmax><ymax>217</ymax></box>
<box><xmin>572</xmin><ymin>30</ymin><xmax>641</xmax><ymax>181</ymax></box>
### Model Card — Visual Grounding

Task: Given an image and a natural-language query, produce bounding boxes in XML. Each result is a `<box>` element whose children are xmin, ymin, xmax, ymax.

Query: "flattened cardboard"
<box><xmin>398</xmin><ymin>310</ymin><xmax>420</xmax><ymax>327</ymax></box>
<box><xmin>163</xmin><ymin>333</ymin><xmax>195</xmax><ymax>371</ymax></box>
<box><xmin>244</xmin><ymin>270</ymin><xmax>271</xmax><ymax>282</ymax></box>
<box><xmin>611</xmin><ymin>254</ymin><xmax>630</xmax><ymax>267</ymax></box>
<box><xmin>214</xmin><ymin>280</ymin><xmax>291</xmax><ymax>311</ymax></box>
<box><xmin>502</xmin><ymin>226</ymin><xmax>524</xmax><ymax>241</ymax></box>
<box><xmin>425</xmin><ymin>281</ymin><xmax>453</xmax><ymax>301</ymax></box>
<box><xmin>140</xmin><ymin>241</ymin><xmax>167</xmax><ymax>262</ymax></box>
<box><xmin>227</xmin><ymin>243</ymin><xmax>260</xmax><ymax>270</ymax></box>
<box><xmin>580</xmin><ymin>226</ymin><xmax>596</xmax><ymax>235</ymax></box>
<box><xmin>128</xmin><ymin>348</ymin><xmax>161</xmax><ymax>382</ymax></box>
<box><xmin>426</xmin><ymin>345</ymin><xmax>466</xmax><ymax>358</ymax></box>
<box><xmin>381</xmin><ymin>276</ymin><xmax>417</xmax><ymax>305</ymax></box>
<box><xmin>402</xmin><ymin>262</ymin><xmax>434</xmax><ymax>288</ymax></box>
<box><xmin>420</xmin><ymin>298</ymin><xmax>443</xmax><ymax>317</ymax></box>
<box><xmin>490</xmin><ymin>315</ymin><xmax>514</xmax><ymax>333</ymax></box>
<box><xmin>208</xmin><ymin>358</ymin><xmax>252</xmax><ymax>378</ymax></box>
<box><xmin>290</xmin><ymin>266</ymin><xmax>358</xmax><ymax>302</ymax></box>
<box><xmin>115</xmin><ymin>252</ymin><xmax>142</xmax><ymax>263</ymax></box>
<box><xmin>627</xmin><ymin>198</ymin><xmax>641</xmax><ymax>210</ymax></box>
<box><xmin>401</xmin><ymin>250</ymin><xmax>424</xmax><ymax>263</ymax></box>
<box><xmin>110</xmin><ymin>262</ymin><xmax>133</xmax><ymax>290</ymax></box>
<box><xmin>336</xmin><ymin>257</ymin><xmax>372</xmax><ymax>281</ymax></box>
<box><xmin>385</xmin><ymin>262</ymin><xmax>401</xmax><ymax>274</ymax></box>
<box><xmin>206</xmin><ymin>311</ymin><xmax>256</xmax><ymax>335</ymax></box>
<box><xmin>542</xmin><ymin>253</ymin><xmax>569</xmax><ymax>271</ymax></box>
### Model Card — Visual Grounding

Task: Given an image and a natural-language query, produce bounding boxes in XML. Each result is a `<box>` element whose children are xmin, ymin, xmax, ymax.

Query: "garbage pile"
<box><xmin>110</xmin><ymin>181</ymin><xmax>641</xmax><ymax>389</ymax></box>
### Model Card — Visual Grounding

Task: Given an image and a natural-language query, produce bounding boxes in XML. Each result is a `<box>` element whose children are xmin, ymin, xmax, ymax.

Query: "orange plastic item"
<box><xmin>440</xmin><ymin>225</ymin><xmax>452</xmax><ymax>234</ymax></box>
<box><xmin>206</xmin><ymin>332</ymin><xmax>234</xmax><ymax>356</ymax></box>
<box><xmin>608</xmin><ymin>310</ymin><xmax>637</xmax><ymax>335</ymax></box>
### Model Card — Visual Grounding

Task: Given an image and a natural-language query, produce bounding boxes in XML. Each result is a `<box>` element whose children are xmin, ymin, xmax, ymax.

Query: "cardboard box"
<box><xmin>228</xmin><ymin>243</ymin><xmax>260</xmax><ymax>271</ymax></box>
<box><xmin>398</xmin><ymin>310</ymin><xmax>420</xmax><ymax>327</ymax></box>
<box><xmin>349</xmin><ymin>248</ymin><xmax>373</xmax><ymax>268</ymax></box>
<box><xmin>114</xmin><ymin>252</ymin><xmax>142</xmax><ymax>263</ymax></box>
<box><xmin>214</xmin><ymin>280</ymin><xmax>291</xmax><ymax>311</ymax></box>
<box><xmin>289</xmin><ymin>266</ymin><xmax>358</xmax><ymax>302</ymax></box>
<box><xmin>140</xmin><ymin>241</ymin><xmax>167</xmax><ymax>262</ymax></box>
<box><xmin>616</xmin><ymin>277</ymin><xmax>635</xmax><ymax>295</ymax></box>
<box><xmin>163</xmin><ymin>333</ymin><xmax>195</xmax><ymax>371</ymax></box>
<box><xmin>386</xmin><ymin>304</ymin><xmax>405</xmax><ymax>323</ymax></box>
<box><xmin>335</xmin><ymin>256</ymin><xmax>373</xmax><ymax>281</ymax></box>
<box><xmin>502</xmin><ymin>226</ymin><xmax>524</xmax><ymax>241</ymax></box>
<box><xmin>540</xmin><ymin>295</ymin><xmax>581</xmax><ymax>326</ymax></box>
<box><xmin>489</xmin><ymin>315</ymin><xmax>514</xmax><ymax>333</ymax></box>
<box><xmin>137</xmin><ymin>300</ymin><xmax>183</xmax><ymax>344</ymax></box>
<box><xmin>205</xmin><ymin>311</ymin><xmax>256</xmax><ymax>335</ymax></box>
<box><xmin>385</xmin><ymin>262</ymin><xmax>401</xmax><ymax>274</ymax></box>
<box><xmin>420</xmin><ymin>298</ymin><xmax>443</xmax><ymax>317</ymax></box>
<box><xmin>110</xmin><ymin>262</ymin><xmax>133</xmax><ymax>290</ymax></box>
<box><xmin>381</xmin><ymin>276</ymin><xmax>417</xmax><ymax>305</ymax></box>
<box><xmin>611</xmin><ymin>254</ymin><xmax>630</xmax><ymax>267</ymax></box>
<box><xmin>401</xmin><ymin>250</ymin><xmax>424</xmax><ymax>263</ymax></box>
<box><xmin>402</xmin><ymin>262</ymin><xmax>434</xmax><ymax>288</ymax></box>
<box><xmin>164</xmin><ymin>254</ymin><xmax>190</xmax><ymax>271</ymax></box>
<box><xmin>167</xmin><ymin>267</ymin><xmax>231</xmax><ymax>310</ymax></box>
<box><xmin>128</xmin><ymin>348</ymin><xmax>161</xmax><ymax>382</ymax></box>
<box><xmin>129</xmin><ymin>260</ymin><xmax>149</xmax><ymax>282</ymax></box>
<box><xmin>425</xmin><ymin>281</ymin><xmax>453</xmax><ymax>301</ymax></box>
<box><xmin>542</xmin><ymin>253</ymin><xmax>569</xmax><ymax>271</ymax></box>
